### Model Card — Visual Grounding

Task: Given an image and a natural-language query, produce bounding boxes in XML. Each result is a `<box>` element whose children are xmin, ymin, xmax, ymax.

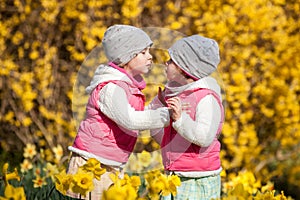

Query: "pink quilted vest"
<box><xmin>161</xmin><ymin>88</ymin><xmax>224</xmax><ymax>171</ymax></box>
<box><xmin>72</xmin><ymin>80</ymin><xmax>145</xmax><ymax>163</ymax></box>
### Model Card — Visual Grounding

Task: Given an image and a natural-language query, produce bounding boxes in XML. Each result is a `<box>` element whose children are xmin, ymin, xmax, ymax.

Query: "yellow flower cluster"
<box><xmin>102</xmin><ymin>169</ymin><xmax>181</xmax><ymax>200</ymax></box>
<box><xmin>55</xmin><ymin>158</ymin><xmax>106</xmax><ymax>197</ymax></box>
<box><xmin>144</xmin><ymin>170</ymin><xmax>181</xmax><ymax>200</ymax></box>
<box><xmin>121</xmin><ymin>0</ymin><xmax>142</xmax><ymax>21</ymax></box>
<box><xmin>53</xmin><ymin>158</ymin><xmax>181</xmax><ymax>199</ymax></box>
<box><xmin>0</xmin><ymin>145</ymin><xmax>292</xmax><ymax>199</ymax></box>
<box><xmin>222</xmin><ymin>182</ymin><xmax>291</xmax><ymax>200</ymax></box>
<box><xmin>103</xmin><ymin>173</ymin><xmax>141</xmax><ymax>200</ymax></box>
<box><xmin>0</xmin><ymin>163</ymin><xmax>26</xmax><ymax>200</ymax></box>
<box><xmin>223</xmin><ymin>170</ymin><xmax>262</xmax><ymax>194</ymax></box>
<box><xmin>0</xmin><ymin>0</ymin><xmax>299</xmax><ymax>198</ymax></box>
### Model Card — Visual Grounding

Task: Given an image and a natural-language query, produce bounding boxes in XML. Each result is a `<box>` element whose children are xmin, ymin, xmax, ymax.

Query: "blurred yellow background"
<box><xmin>0</xmin><ymin>0</ymin><xmax>299</xmax><ymax>198</ymax></box>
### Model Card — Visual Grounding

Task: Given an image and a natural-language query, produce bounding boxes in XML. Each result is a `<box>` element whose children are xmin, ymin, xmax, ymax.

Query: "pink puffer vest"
<box><xmin>72</xmin><ymin>80</ymin><xmax>145</xmax><ymax>163</ymax></box>
<box><xmin>161</xmin><ymin>88</ymin><xmax>224</xmax><ymax>171</ymax></box>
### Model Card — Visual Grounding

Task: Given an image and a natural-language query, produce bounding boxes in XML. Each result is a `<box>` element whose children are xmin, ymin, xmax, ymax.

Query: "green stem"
<box><xmin>47</xmin><ymin>185</ymin><xmax>56</xmax><ymax>198</ymax></box>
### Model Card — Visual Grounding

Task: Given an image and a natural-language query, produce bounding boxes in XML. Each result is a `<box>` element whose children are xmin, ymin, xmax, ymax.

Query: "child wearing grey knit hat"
<box><xmin>66</xmin><ymin>25</ymin><xmax>170</xmax><ymax>200</ymax></box>
<box><xmin>149</xmin><ymin>35</ymin><xmax>225</xmax><ymax>200</ymax></box>
<box><xmin>168</xmin><ymin>34</ymin><xmax>220</xmax><ymax>80</ymax></box>
<box><xmin>102</xmin><ymin>24</ymin><xmax>153</xmax><ymax>65</ymax></box>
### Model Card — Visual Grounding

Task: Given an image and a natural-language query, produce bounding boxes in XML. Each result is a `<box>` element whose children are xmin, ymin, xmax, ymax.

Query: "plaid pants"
<box><xmin>161</xmin><ymin>175</ymin><xmax>221</xmax><ymax>200</ymax></box>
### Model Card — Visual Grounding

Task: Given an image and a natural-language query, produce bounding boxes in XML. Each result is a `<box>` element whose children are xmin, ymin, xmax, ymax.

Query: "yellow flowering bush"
<box><xmin>0</xmin><ymin>0</ymin><xmax>299</xmax><ymax>199</ymax></box>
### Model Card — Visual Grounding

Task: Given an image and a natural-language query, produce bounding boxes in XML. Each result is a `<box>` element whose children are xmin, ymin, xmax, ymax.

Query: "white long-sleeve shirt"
<box><xmin>149</xmin><ymin>76</ymin><xmax>222</xmax><ymax>147</ymax></box>
<box><xmin>98</xmin><ymin>83</ymin><xmax>170</xmax><ymax>130</ymax></box>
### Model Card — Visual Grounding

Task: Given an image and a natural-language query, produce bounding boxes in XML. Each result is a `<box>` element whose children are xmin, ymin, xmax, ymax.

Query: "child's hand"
<box><xmin>158</xmin><ymin>87</ymin><xmax>167</xmax><ymax>106</ymax></box>
<box><xmin>166</xmin><ymin>97</ymin><xmax>182</xmax><ymax>121</ymax></box>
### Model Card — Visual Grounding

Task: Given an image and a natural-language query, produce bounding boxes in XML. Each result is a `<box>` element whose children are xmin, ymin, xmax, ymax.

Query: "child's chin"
<box><xmin>143</xmin><ymin>69</ymin><xmax>150</xmax><ymax>74</ymax></box>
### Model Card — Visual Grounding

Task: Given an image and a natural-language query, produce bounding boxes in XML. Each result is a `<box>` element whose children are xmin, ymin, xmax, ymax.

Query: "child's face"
<box><xmin>165</xmin><ymin>59</ymin><xmax>187</xmax><ymax>84</ymax></box>
<box><xmin>124</xmin><ymin>47</ymin><xmax>152</xmax><ymax>77</ymax></box>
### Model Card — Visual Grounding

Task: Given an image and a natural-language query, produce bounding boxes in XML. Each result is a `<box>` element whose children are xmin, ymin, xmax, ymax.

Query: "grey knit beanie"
<box><xmin>168</xmin><ymin>35</ymin><xmax>220</xmax><ymax>79</ymax></box>
<box><xmin>102</xmin><ymin>25</ymin><xmax>153</xmax><ymax>65</ymax></box>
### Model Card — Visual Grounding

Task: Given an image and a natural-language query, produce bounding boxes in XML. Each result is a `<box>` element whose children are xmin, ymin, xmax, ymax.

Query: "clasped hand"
<box><xmin>158</xmin><ymin>87</ymin><xmax>190</xmax><ymax>121</ymax></box>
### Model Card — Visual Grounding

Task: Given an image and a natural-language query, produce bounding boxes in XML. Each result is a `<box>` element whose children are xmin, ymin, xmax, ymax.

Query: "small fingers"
<box><xmin>166</xmin><ymin>97</ymin><xmax>181</xmax><ymax>106</ymax></box>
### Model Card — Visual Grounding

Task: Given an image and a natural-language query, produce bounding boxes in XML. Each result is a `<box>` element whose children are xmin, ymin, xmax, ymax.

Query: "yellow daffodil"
<box><xmin>43</xmin><ymin>162</ymin><xmax>59</xmax><ymax>181</ymax></box>
<box><xmin>54</xmin><ymin>170</ymin><xmax>73</xmax><ymax>195</ymax></box>
<box><xmin>52</xmin><ymin>144</ymin><xmax>64</xmax><ymax>163</ymax></box>
<box><xmin>109</xmin><ymin>171</ymin><xmax>121</xmax><ymax>185</ymax></box>
<box><xmin>144</xmin><ymin>171</ymin><xmax>167</xmax><ymax>197</ymax></box>
<box><xmin>33</xmin><ymin>175</ymin><xmax>47</xmax><ymax>188</ymax></box>
<box><xmin>128</xmin><ymin>175</ymin><xmax>141</xmax><ymax>190</ymax></box>
<box><xmin>1</xmin><ymin>163</ymin><xmax>26</xmax><ymax>200</ymax></box>
<box><xmin>137</xmin><ymin>150</ymin><xmax>152</xmax><ymax>168</ymax></box>
<box><xmin>144</xmin><ymin>170</ymin><xmax>180</xmax><ymax>198</ymax></box>
<box><xmin>155</xmin><ymin>175</ymin><xmax>169</xmax><ymax>196</ymax></box>
<box><xmin>102</xmin><ymin>184</ymin><xmax>126</xmax><ymax>200</ymax></box>
<box><xmin>23</xmin><ymin>143</ymin><xmax>37</xmax><ymax>159</ymax></box>
<box><xmin>104</xmin><ymin>172</ymin><xmax>141</xmax><ymax>199</ymax></box>
<box><xmin>20</xmin><ymin>159</ymin><xmax>33</xmax><ymax>173</ymax></box>
<box><xmin>102</xmin><ymin>183</ymin><xmax>137</xmax><ymax>200</ymax></box>
<box><xmin>126</xmin><ymin>154</ymin><xmax>143</xmax><ymax>172</ymax></box>
<box><xmin>167</xmin><ymin>175</ymin><xmax>181</xmax><ymax>196</ymax></box>
<box><xmin>34</xmin><ymin>168</ymin><xmax>41</xmax><ymax>177</ymax></box>
<box><xmin>70</xmin><ymin>169</ymin><xmax>94</xmax><ymax>197</ymax></box>
<box><xmin>118</xmin><ymin>174</ymin><xmax>141</xmax><ymax>191</ymax></box>
<box><xmin>3</xmin><ymin>184</ymin><xmax>26</xmax><ymax>200</ymax></box>
<box><xmin>79</xmin><ymin>158</ymin><xmax>106</xmax><ymax>180</ymax></box>
<box><xmin>149</xmin><ymin>180</ymin><xmax>165</xmax><ymax>199</ymax></box>
<box><xmin>2</xmin><ymin>163</ymin><xmax>20</xmax><ymax>185</ymax></box>
<box><xmin>80</xmin><ymin>158</ymin><xmax>100</xmax><ymax>171</ymax></box>
<box><xmin>119</xmin><ymin>174</ymin><xmax>130</xmax><ymax>186</ymax></box>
